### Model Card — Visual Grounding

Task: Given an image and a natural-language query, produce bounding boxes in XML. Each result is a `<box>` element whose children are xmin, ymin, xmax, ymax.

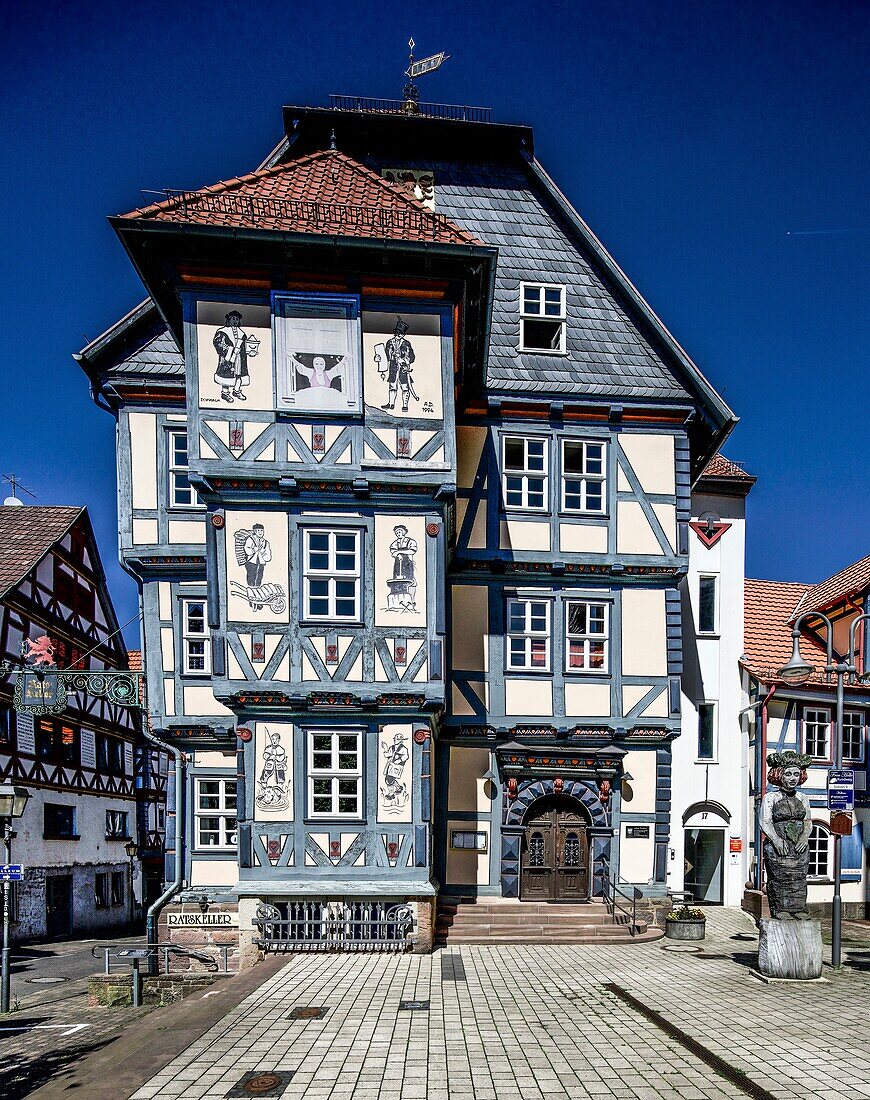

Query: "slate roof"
<box><xmin>119</xmin><ymin>149</ymin><xmax>479</xmax><ymax>246</ymax></box>
<box><xmin>742</xmin><ymin>578</ymin><xmax>820</xmax><ymax>683</ymax></box>
<box><xmin>360</xmin><ymin>157</ymin><xmax>718</xmax><ymax>404</ymax></box>
<box><xmin>0</xmin><ymin>506</ymin><xmax>83</xmax><ymax>600</ymax></box>
<box><xmin>792</xmin><ymin>553</ymin><xmax>870</xmax><ymax>619</ymax></box>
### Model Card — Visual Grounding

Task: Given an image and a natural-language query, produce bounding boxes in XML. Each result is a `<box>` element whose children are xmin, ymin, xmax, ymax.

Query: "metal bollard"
<box><xmin>131</xmin><ymin>958</ymin><xmax>142</xmax><ymax>1007</ymax></box>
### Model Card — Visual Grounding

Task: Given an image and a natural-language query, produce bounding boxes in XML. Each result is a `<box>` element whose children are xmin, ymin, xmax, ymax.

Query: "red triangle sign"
<box><xmin>690</xmin><ymin>520</ymin><xmax>731</xmax><ymax>548</ymax></box>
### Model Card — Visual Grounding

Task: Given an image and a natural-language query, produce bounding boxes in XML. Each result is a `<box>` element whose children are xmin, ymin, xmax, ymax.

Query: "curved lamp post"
<box><xmin>778</xmin><ymin>611</ymin><xmax>870</xmax><ymax>969</ymax></box>
<box><xmin>0</xmin><ymin>783</ymin><xmax>30</xmax><ymax>1013</ymax></box>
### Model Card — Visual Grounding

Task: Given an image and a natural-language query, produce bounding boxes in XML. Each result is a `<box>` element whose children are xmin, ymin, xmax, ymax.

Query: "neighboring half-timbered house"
<box><xmin>0</xmin><ymin>505</ymin><xmax>158</xmax><ymax>939</ymax></box>
<box><xmin>77</xmin><ymin>97</ymin><xmax>737</xmax><ymax>960</ymax></box>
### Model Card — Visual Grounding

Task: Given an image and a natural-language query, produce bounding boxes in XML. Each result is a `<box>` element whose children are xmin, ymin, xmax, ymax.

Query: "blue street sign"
<box><xmin>0</xmin><ymin>865</ymin><xmax>24</xmax><ymax>881</ymax></box>
<box><xmin>828</xmin><ymin>769</ymin><xmax>855</xmax><ymax>813</ymax></box>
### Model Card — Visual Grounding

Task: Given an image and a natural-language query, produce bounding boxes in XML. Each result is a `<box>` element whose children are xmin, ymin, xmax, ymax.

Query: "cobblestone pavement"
<box><xmin>133</xmin><ymin>909</ymin><xmax>870</xmax><ymax>1100</ymax></box>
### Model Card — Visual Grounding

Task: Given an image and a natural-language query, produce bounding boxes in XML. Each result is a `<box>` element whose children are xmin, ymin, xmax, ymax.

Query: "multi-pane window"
<box><xmin>807</xmin><ymin>824</ymin><xmax>831</xmax><ymax>879</ymax></box>
<box><xmin>698</xmin><ymin>575</ymin><xmax>717</xmax><ymax>634</ymax></box>
<box><xmin>565</xmin><ymin>601</ymin><xmax>608</xmax><ymax>672</ymax></box>
<box><xmin>182</xmin><ymin>599</ymin><xmax>210</xmax><ymax>675</ymax></box>
<box><xmin>507</xmin><ymin>599</ymin><xmax>550</xmax><ymax>670</ymax></box>
<box><xmin>96</xmin><ymin>734</ymin><xmax>124</xmax><ymax>775</ymax></box>
<box><xmin>44</xmin><ymin>804</ymin><xmax>76</xmax><ymax>839</ymax></box>
<box><xmin>803</xmin><ymin>708</ymin><xmax>831</xmax><ymax>760</ymax></box>
<box><xmin>95</xmin><ymin>872</ymin><xmax>110</xmax><ymax>909</ymax></box>
<box><xmin>195</xmin><ymin>779</ymin><xmax>237</xmax><ymax>850</ymax></box>
<box><xmin>697</xmin><ymin>703</ymin><xmax>716</xmax><ymax>760</ymax></box>
<box><xmin>502</xmin><ymin>436</ymin><xmax>547</xmax><ymax>510</ymax></box>
<box><xmin>0</xmin><ymin>702</ymin><xmax>15</xmax><ymax>745</ymax></box>
<box><xmin>842</xmin><ymin>710</ymin><xmax>865</xmax><ymax>762</ymax></box>
<box><xmin>111</xmin><ymin>871</ymin><xmax>125</xmax><ymax>906</ymax></box>
<box><xmin>168</xmin><ymin>430</ymin><xmax>201</xmax><ymax>507</ymax></box>
<box><xmin>37</xmin><ymin>720</ymin><xmax>79</xmax><ymax>766</ymax></box>
<box><xmin>303</xmin><ymin>529</ymin><xmax>361</xmax><ymax>620</ymax></box>
<box><xmin>105</xmin><ymin>810</ymin><xmax>129</xmax><ymax>840</ymax></box>
<box><xmin>561</xmin><ymin>440</ymin><xmax>606</xmax><ymax>513</ymax></box>
<box><xmin>308</xmin><ymin>731</ymin><xmax>362</xmax><ymax>817</ymax></box>
<box><xmin>519</xmin><ymin>283</ymin><xmax>566</xmax><ymax>353</ymax></box>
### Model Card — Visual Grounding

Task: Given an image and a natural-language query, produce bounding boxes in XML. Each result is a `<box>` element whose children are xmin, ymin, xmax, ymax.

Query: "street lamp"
<box><xmin>0</xmin><ymin>783</ymin><xmax>30</xmax><ymax>1014</ymax></box>
<box><xmin>124</xmin><ymin>839</ymin><xmax>139</xmax><ymax>931</ymax></box>
<box><xmin>778</xmin><ymin>611</ymin><xmax>870</xmax><ymax>969</ymax></box>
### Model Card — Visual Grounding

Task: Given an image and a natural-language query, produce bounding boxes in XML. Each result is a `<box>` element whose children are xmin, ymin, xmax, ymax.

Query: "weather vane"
<box><xmin>402</xmin><ymin>38</ymin><xmax>450</xmax><ymax>113</ymax></box>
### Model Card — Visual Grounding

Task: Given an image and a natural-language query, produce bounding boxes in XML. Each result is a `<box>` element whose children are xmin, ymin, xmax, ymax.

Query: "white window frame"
<box><xmin>696</xmin><ymin>702</ymin><xmax>717</xmax><ymax>762</ymax></box>
<box><xmin>105</xmin><ymin>809</ymin><xmax>130</xmax><ymax>840</ymax></box>
<box><xmin>807</xmin><ymin>823</ymin><xmax>832</xmax><ymax>880</ymax></box>
<box><xmin>560</xmin><ymin>439</ymin><xmax>607</xmax><ymax>514</ymax></box>
<box><xmin>519</xmin><ymin>281</ymin><xmax>567</xmax><ymax>354</ymax></box>
<box><xmin>167</xmin><ymin>429</ymin><xmax>202</xmax><ymax>509</ymax></box>
<box><xmin>307</xmin><ymin>730</ymin><xmax>363</xmax><ymax>819</ymax></box>
<box><xmin>842</xmin><ymin>709</ymin><xmax>865</xmax><ymax>763</ymax></box>
<box><xmin>697</xmin><ymin>574</ymin><xmax>718</xmax><ymax>635</ymax></box>
<box><xmin>194</xmin><ymin>778</ymin><xmax>237</xmax><ymax>850</ymax></box>
<box><xmin>564</xmin><ymin>600</ymin><xmax>609</xmax><ymax>674</ymax></box>
<box><xmin>506</xmin><ymin>598</ymin><xmax>551</xmax><ymax>671</ymax></box>
<box><xmin>181</xmin><ymin>598</ymin><xmax>211</xmax><ymax>676</ymax></box>
<box><xmin>803</xmin><ymin>707</ymin><xmax>831</xmax><ymax>761</ymax></box>
<box><xmin>501</xmin><ymin>435</ymin><xmax>549</xmax><ymax>512</ymax></box>
<box><xmin>302</xmin><ymin>528</ymin><xmax>362</xmax><ymax>622</ymax></box>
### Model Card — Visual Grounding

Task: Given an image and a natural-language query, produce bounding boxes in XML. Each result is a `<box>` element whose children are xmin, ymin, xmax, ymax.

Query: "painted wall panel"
<box><xmin>622</xmin><ymin>590</ymin><xmax>667</xmax><ymax>676</ymax></box>
<box><xmin>456</xmin><ymin>426</ymin><xmax>487</xmax><ymax>488</ymax></box>
<box><xmin>190</xmin><ymin>858</ymin><xmax>239</xmax><ymax>886</ymax></box>
<box><xmin>564</xmin><ymin>682</ymin><xmax>611</xmax><ymax>718</ymax></box>
<box><xmin>129</xmin><ymin>412</ymin><xmax>157</xmax><ymax>509</ymax></box>
<box><xmin>225</xmin><ymin>510</ymin><xmax>289</xmax><ymax>624</ymax></box>
<box><xmin>619</xmin><ymin>434</ymin><xmax>676</xmax><ymax>495</ymax></box>
<box><xmin>504</xmin><ymin>678</ymin><xmax>553</xmax><ymax>716</ymax></box>
<box><xmin>621</xmin><ymin>750</ymin><xmax>657</xmax><ymax>812</ymax></box>
<box><xmin>196</xmin><ymin>301</ymin><xmax>273</xmax><ymax>410</ymax></box>
<box><xmin>253</xmin><ymin>722</ymin><xmax>293</xmax><ymax>820</ymax></box>
<box><xmin>616</xmin><ymin>502</ymin><xmax>662</xmax><ymax>556</ymax></box>
<box><xmin>362</xmin><ymin>311</ymin><xmax>443</xmax><ymax>422</ymax></box>
<box><xmin>133</xmin><ymin>519</ymin><xmax>159</xmax><ymax>544</ymax></box>
<box><xmin>377</xmin><ymin>724</ymin><xmax>412</xmax><ymax>823</ymax></box>
<box><xmin>374</xmin><ymin>515</ymin><xmax>427</xmax><ymax>627</ymax></box>
<box><xmin>500</xmin><ymin>520</ymin><xmax>551</xmax><ymax>553</ymax></box>
<box><xmin>451</xmin><ymin>586</ymin><xmax>488</xmax><ymax>672</ymax></box>
<box><xmin>447</xmin><ymin>747</ymin><xmax>491</xmax><ymax>812</ymax></box>
<box><xmin>168</xmin><ymin>520</ymin><xmax>206</xmax><ymax>544</ymax></box>
<box><xmin>558</xmin><ymin>523</ymin><xmax>608</xmax><ymax>554</ymax></box>
<box><xmin>160</xmin><ymin>627</ymin><xmax>174</xmax><ymax>671</ymax></box>
<box><xmin>183</xmin><ymin>685</ymin><xmax>233</xmax><ymax>716</ymax></box>
<box><xmin>651</xmin><ymin>504</ymin><xmax>676</xmax><ymax>552</ymax></box>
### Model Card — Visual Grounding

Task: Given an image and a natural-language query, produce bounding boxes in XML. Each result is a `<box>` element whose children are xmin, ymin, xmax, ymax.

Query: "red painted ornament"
<box><xmin>553</xmin><ymin>776</ymin><xmax>564</xmax><ymax>794</ymax></box>
<box><xmin>413</xmin><ymin>729</ymin><xmax>428</xmax><ymax>745</ymax></box>
<box><xmin>237</xmin><ymin>727</ymin><xmax>253</xmax><ymax>743</ymax></box>
<box><xmin>426</xmin><ymin>522</ymin><xmax>440</xmax><ymax>537</ymax></box>
<box><xmin>211</xmin><ymin>513</ymin><xmax>225</xmax><ymax>529</ymax></box>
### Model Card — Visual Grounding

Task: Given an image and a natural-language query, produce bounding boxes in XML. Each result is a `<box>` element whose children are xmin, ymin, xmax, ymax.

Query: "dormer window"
<box><xmin>520</xmin><ymin>283</ymin><xmax>566</xmax><ymax>353</ymax></box>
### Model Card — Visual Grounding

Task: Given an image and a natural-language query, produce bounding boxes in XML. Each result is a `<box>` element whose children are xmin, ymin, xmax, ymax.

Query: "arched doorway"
<box><xmin>520</xmin><ymin>795</ymin><xmax>591</xmax><ymax>901</ymax></box>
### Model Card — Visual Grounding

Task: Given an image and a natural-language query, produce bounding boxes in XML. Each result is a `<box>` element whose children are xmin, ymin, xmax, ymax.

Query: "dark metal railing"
<box><xmin>254</xmin><ymin>901</ymin><xmax>414</xmax><ymax>953</ymax></box>
<box><xmin>328</xmin><ymin>94</ymin><xmax>491</xmax><ymax>123</ymax></box>
<box><xmin>92</xmin><ymin>942</ymin><xmax>230</xmax><ymax>975</ymax></box>
<box><xmin>601</xmin><ymin>869</ymin><xmax>642</xmax><ymax>936</ymax></box>
<box><xmin>158</xmin><ymin>190</ymin><xmax>459</xmax><ymax>240</ymax></box>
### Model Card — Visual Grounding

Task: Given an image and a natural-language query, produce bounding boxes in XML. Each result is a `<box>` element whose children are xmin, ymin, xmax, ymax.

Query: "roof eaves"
<box><xmin>0</xmin><ymin>506</ymin><xmax>85</xmax><ymax>602</ymax></box>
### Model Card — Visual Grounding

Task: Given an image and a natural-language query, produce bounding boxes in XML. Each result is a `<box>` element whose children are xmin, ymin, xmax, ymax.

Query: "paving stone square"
<box><xmin>130</xmin><ymin>909</ymin><xmax>870</xmax><ymax>1100</ymax></box>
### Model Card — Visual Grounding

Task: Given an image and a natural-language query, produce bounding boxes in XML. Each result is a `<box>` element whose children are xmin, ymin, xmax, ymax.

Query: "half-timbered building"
<box><xmin>0</xmin><ymin>505</ymin><xmax>160</xmax><ymax>939</ymax></box>
<box><xmin>77</xmin><ymin>95</ymin><xmax>738</xmax><ymax>960</ymax></box>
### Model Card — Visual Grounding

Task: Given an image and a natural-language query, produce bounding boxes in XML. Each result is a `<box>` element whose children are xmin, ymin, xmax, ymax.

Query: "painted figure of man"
<box><xmin>292</xmin><ymin>354</ymin><xmax>344</xmax><ymax>392</ymax></box>
<box><xmin>243</xmin><ymin>524</ymin><xmax>272</xmax><ymax>588</ymax></box>
<box><xmin>386</xmin><ymin>524</ymin><xmax>418</xmax><ymax>612</ymax></box>
<box><xmin>377</xmin><ymin>317</ymin><xmax>417</xmax><ymax>412</ymax></box>
<box><xmin>258</xmin><ymin>727</ymin><xmax>289</xmax><ymax>810</ymax></box>
<box><xmin>381</xmin><ymin>730</ymin><xmax>410</xmax><ymax>811</ymax></box>
<box><xmin>214</xmin><ymin>310</ymin><xmax>259</xmax><ymax>403</ymax></box>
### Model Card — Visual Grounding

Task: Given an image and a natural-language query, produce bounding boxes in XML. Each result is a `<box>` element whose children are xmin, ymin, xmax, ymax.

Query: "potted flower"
<box><xmin>665</xmin><ymin>905</ymin><xmax>706</xmax><ymax>941</ymax></box>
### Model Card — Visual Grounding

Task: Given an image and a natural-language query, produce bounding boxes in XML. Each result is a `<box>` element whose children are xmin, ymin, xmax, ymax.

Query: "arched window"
<box><xmin>528</xmin><ymin>832</ymin><xmax>546</xmax><ymax>866</ymax></box>
<box><xmin>808</xmin><ymin>824</ymin><xmax>831</xmax><ymax>879</ymax></box>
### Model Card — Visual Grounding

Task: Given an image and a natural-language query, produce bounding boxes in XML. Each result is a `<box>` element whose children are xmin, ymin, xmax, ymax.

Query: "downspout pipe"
<box><xmin>754</xmin><ymin>683</ymin><xmax>776</xmax><ymax>891</ymax></box>
<box><xmin>144</xmin><ymin>722</ymin><xmax>185</xmax><ymax>975</ymax></box>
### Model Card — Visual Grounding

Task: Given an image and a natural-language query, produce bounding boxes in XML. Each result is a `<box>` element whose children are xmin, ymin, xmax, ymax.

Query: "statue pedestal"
<box><xmin>758</xmin><ymin>918</ymin><xmax>822</xmax><ymax>980</ymax></box>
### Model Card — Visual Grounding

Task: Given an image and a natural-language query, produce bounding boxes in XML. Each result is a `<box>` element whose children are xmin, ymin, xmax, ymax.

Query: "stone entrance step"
<box><xmin>435</xmin><ymin>898</ymin><xmax>659</xmax><ymax>945</ymax></box>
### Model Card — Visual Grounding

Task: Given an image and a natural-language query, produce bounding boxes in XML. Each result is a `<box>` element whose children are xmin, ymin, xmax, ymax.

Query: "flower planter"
<box><xmin>665</xmin><ymin>918</ymin><xmax>706</xmax><ymax>941</ymax></box>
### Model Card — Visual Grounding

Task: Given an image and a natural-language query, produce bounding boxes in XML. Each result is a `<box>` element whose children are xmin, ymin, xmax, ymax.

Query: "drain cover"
<box><xmin>27</xmin><ymin>976</ymin><xmax>69</xmax><ymax>984</ymax></box>
<box><xmin>288</xmin><ymin>1006</ymin><xmax>328</xmax><ymax>1020</ymax></box>
<box><xmin>661</xmin><ymin>943</ymin><xmax>702</xmax><ymax>953</ymax></box>
<box><xmin>399</xmin><ymin>999</ymin><xmax>430</xmax><ymax>1011</ymax></box>
<box><xmin>227</xmin><ymin>1070</ymin><xmax>295</xmax><ymax>1097</ymax></box>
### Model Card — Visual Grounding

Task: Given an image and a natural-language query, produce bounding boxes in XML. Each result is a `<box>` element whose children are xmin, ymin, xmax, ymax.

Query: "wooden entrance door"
<box><xmin>521</xmin><ymin>798</ymin><xmax>589</xmax><ymax>901</ymax></box>
<box><xmin>46</xmin><ymin>875</ymin><xmax>73</xmax><ymax>939</ymax></box>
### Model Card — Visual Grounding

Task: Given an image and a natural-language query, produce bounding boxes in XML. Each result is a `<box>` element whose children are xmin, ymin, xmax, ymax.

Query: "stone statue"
<box><xmin>760</xmin><ymin>750</ymin><xmax>813</xmax><ymax>920</ymax></box>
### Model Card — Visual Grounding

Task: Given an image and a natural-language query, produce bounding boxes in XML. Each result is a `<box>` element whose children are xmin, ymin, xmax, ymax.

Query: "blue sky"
<box><xmin>1</xmin><ymin>0</ymin><xmax>867</xmax><ymax>641</ymax></box>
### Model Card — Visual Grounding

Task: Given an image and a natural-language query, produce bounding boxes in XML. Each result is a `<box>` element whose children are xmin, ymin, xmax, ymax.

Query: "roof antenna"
<box><xmin>329</xmin><ymin>128</ymin><xmax>337</xmax><ymax>151</ymax></box>
<box><xmin>2</xmin><ymin>473</ymin><xmax>35</xmax><ymax>508</ymax></box>
<box><xmin>402</xmin><ymin>37</ymin><xmax>450</xmax><ymax>114</ymax></box>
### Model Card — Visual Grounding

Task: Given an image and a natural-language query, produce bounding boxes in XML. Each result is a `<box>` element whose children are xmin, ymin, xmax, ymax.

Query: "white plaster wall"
<box><xmin>670</xmin><ymin>489</ymin><xmax>749</xmax><ymax>906</ymax></box>
<box><xmin>13</xmin><ymin>786</ymin><xmax>138</xmax><ymax>869</ymax></box>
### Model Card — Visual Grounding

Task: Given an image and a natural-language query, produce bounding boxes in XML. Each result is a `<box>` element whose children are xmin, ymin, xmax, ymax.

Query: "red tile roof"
<box><xmin>0</xmin><ymin>506</ymin><xmax>83</xmax><ymax>600</ymax></box>
<box><xmin>127</xmin><ymin>650</ymin><xmax>142</xmax><ymax>671</ymax></box>
<box><xmin>742</xmin><ymin>578</ymin><xmax>825</xmax><ymax>683</ymax></box>
<box><xmin>700</xmin><ymin>454</ymin><xmax>754</xmax><ymax>480</ymax></box>
<box><xmin>793</xmin><ymin>553</ymin><xmax>870</xmax><ymax>619</ymax></box>
<box><xmin>120</xmin><ymin>149</ymin><xmax>479</xmax><ymax>246</ymax></box>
